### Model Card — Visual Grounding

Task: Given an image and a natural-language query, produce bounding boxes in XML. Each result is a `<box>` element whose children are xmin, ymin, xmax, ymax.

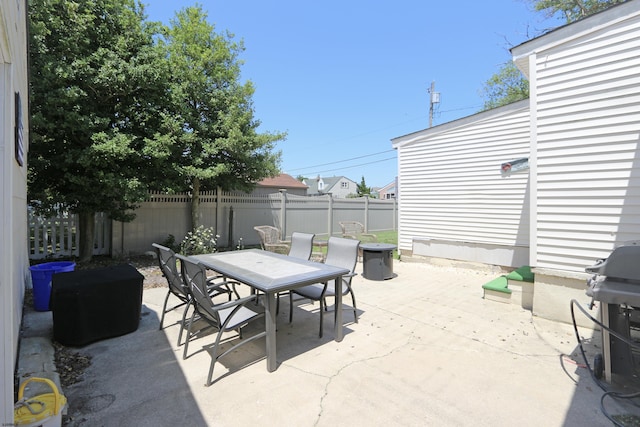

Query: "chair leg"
<box><xmin>231</xmin><ymin>283</ymin><xmax>240</xmax><ymax>300</ymax></box>
<box><xmin>319</xmin><ymin>298</ymin><xmax>324</xmax><ymax>338</ymax></box>
<box><xmin>159</xmin><ymin>290</ymin><xmax>171</xmax><ymax>330</ymax></box>
<box><xmin>289</xmin><ymin>291</ymin><xmax>294</xmax><ymax>323</ymax></box>
<box><xmin>350</xmin><ymin>291</ymin><xmax>358</xmax><ymax>323</ymax></box>
<box><xmin>206</xmin><ymin>331</ymin><xmax>224</xmax><ymax>387</ymax></box>
<box><xmin>177</xmin><ymin>301</ymin><xmax>192</xmax><ymax>347</ymax></box>
<box><xmin>183</xmin><ymin>309</ymin><xmax>197</xmax><ymax>360</ymax></box>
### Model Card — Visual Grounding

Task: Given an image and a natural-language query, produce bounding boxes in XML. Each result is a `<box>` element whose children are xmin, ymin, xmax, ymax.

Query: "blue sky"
<box><xmin>143</xmin><ymin>1</ymin><xmax>561</xmax><ymax>188</ymax></box>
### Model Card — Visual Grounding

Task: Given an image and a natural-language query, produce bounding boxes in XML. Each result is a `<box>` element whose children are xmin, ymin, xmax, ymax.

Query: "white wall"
<box><xmin>392</xmin><ymin>100</ymin><xmax>531</xmax><ymax>268</ymax></box>
<box><xmin>0</xmin><ymin>1</ymin><xmax>30</xmax><ymax>423</ymax></box>
<box><xmin>513</xmin><ymin>2</ymin><xmax>640</xmax><ymax>273</ymax></box>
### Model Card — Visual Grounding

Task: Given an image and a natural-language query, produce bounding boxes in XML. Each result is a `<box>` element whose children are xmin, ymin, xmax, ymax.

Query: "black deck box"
<box><xmin>51</xmin><ymin>264</ymin><xmax>144</xmax><ymax>346</ymax></box>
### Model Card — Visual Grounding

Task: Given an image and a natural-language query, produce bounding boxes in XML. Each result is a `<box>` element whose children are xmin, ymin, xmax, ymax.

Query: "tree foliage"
<box><xmin>532</xmin><ymin>0</ymin><xmax>628</xmax><ymax>23</ymax></box>
<box><xmin>480</xmin><ymin>0</ymin><xmax>628</xmax><ymax>111</ymax></box>
<box><xmin>356</xmin><ymin>176</ymin><xmax>371</xmax><ymax>197</ymax></box>
<box><xmin>28</xmin><ymin>1</ymin><xmax>285</xmax><ymax>259</ymax></box>
<box><xmin>28</xmin><ymin>0</ymin><xmax>168</xmax><ymax>260</ymax></box>
<box><xmin>481</xmin><ymin>62</ymin><xmax>530</xmax><ymax>110</ymax></box>
<box><xmin>156</xmin><ymin>6</ymin><xmax>285</xmax><ymax>228</ymax></box>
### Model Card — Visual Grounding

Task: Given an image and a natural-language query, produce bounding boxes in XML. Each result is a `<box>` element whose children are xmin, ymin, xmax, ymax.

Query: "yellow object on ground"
<box><xmin>14</xmin><ymin>377</ymin><xmax>67</xmax><ymax>427</ymax></box>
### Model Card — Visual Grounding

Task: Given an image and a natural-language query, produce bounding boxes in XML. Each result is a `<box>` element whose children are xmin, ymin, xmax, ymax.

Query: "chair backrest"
<box><xmin>253</xmin><ymin>225</ymin><xmax>282</xmax><ymax>249</ymax></box>
<box><xmin>338</xmin><ymin>221</ymin><xmax>377</xmax><ymax>243</ymax></box>
<box><xmin>324</xmin><ymin>237</ymin><xmax>360</xmax><ymax>276</ymax></box>
<box><xmin>339</xmin><ymin>221</ymin><xmax>364</xmax><ymax>238</ymax></box>
<box><xmin>175</xmin><ymin>254</ymin><xmax>220</xmax><ymax>326</ymax></box>
<box><xmin>288</xmin><ymin>232</ymin><xmax>314</xmax><ymax>260</ymax></box>
<box><xmin>152</xmin><ymin>243</ymin><xmax>188</xmax><ymax>298</ymax></box>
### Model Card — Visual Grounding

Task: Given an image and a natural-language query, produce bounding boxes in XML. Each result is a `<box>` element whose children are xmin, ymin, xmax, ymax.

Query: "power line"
<box><xmin>297</xmin><ymin>156</ymin><xmax>396</xmax><ymax>176</ymax></box>
<box><xmin>287</xmin><ymin>149</ymin><xmax>395</xmax><ymax>172</ymax></box>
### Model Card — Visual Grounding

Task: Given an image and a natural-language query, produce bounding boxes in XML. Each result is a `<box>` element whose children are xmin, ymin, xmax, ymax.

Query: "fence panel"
<box><xmin>29</xmin><ymin>212</ymin><xmax>111</xmax><ymax>259</ymax></box>
<box><xmin>30</xmin><ymin>191</ymin><xmax>396</xmax><ymax>259</ymax></box>
<box><xmin>284</xmin><ymin>194</ymin><xmax>332</xmax><ymax>238</ymax></box>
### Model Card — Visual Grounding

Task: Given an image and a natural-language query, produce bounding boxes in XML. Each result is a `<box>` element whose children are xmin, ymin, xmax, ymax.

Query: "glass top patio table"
<box><xmin>192</xmin><ymin>249</ymin><xmax>349</xmax><ymax>372</ymax></box>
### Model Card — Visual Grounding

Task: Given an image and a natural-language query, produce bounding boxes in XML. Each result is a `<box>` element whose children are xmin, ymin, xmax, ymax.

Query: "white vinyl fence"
<box><xmin>29</xmin><ymin>190</ymin><xmax>397</xmax><ymax>259</ymax></box>
<box><xmin>29</xmin><ymin>212</ymin><xmax>111</xmax><ymax>259</ymax></box>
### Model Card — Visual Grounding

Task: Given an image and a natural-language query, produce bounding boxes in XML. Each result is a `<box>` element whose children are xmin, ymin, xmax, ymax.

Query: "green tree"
<box><xmin>481</xmin><ymin>61</ymin><xmax>530</xmax><ymax>110</ymax></box>
<box><xmin>480</xmin><ymin>0</ymin><xmax>628</xmax><ymax>110</ymax></box>
<box><xmin>28</xmin><ymin>0</ymin><xmax>168</xmax><ymax>261</ymax></box>
<box><xmin>533</xmin><ymin>0</ymin><xmax>627</xmax><ymax>23</ymax></box>
<box><xmin>356</xmin><ymin>176</ymin><xmax>371</xmax><ymax>197</ymax></box>
<box><xmin>158</xmin><ymin>6</ymin><xmax>285</xmax><ymax>230</ymax></box>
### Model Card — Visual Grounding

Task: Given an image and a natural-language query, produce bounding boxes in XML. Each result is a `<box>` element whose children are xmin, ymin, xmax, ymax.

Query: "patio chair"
<box><xmin>339</xmin><ymin>221</ymin><xmax>377</xmax><ymax>243</ymax></box>
<box><xmin>289</xmin><ymin>237</ymin><xmax>359</xmax><ymax>338</ymax></box>
<box><xmin>254</xmin><ymin>225</ymin><xmax>290</xmax><ymax>254</ymax></box>
<box><xmin>176</xmin><ymin>254</ymin><xmax>266</xmax><ymax>386</ymax></box>
<box><xmin>287</xmin><ymin>231</ymin><xmax>315</xmax><ymax>260</ymax></box>
<box><xmin>152</xmin><ymin>243</ymin><xmax>238</xmax><ymax>348</ymax></box>
<box><xmin>339</xmin><ymin>221</ymin><xmax>377</xmax><ymax>260</ymax></box>
<box><xmin>276</xmin><ymin>232</ymin><xmax>315</xmax><ymax>313</ymax></box>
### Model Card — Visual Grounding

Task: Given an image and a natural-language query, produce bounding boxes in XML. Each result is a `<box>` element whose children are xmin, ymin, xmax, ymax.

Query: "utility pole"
<box><xmin>428</xmin><ymin>81</ymin><xmax>440</xmax><ymax>128</ymax></box>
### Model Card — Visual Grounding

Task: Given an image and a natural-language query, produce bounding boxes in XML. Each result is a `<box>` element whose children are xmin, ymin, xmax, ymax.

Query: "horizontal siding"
<box><xmin>534</xmin><ymin>13</ymin><xmax>640</xmax><ymax>271</ymax></box>
<box><xmin>397</xmin><ymin>106</ymin><xmax>530</xmax><ymax>255</ymax></box>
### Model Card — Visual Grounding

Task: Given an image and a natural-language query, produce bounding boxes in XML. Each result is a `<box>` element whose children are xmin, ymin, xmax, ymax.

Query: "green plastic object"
<box><xmin>506</xmin><ymin>266</ymin><xmax>534</xmax><ymax>283</ymax></box>
<box><xmin>481</xmin><ymin>276</ymin><xmax>511</xmax><ymax>294</ymax></box>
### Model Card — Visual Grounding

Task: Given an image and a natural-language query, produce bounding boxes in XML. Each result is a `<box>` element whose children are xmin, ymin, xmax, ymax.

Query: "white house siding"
<box><xmin>1</xmin><ymin>1</ymin><xmax>29</xmax><ymax>423</ymax></box>
<box><xmin>392</xmin><ymin>101</ymin><xmax>531</xmax><ymax>268</ymax></box>
<box><xmin>528</xmin><ymin>10</ymin><xmax>640</xmax><ymax>272</ymax></box>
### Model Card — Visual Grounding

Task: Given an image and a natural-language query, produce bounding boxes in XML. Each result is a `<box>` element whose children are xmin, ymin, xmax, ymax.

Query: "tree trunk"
<box><xmin>191</xmin><ymin>177</ymin><xmax>201</xmax><ymax>231</ymax></box>
<box><xmin>78</xmin><ymin>211</ymin><xmax>95</xmax><ymax>262</ymax></box>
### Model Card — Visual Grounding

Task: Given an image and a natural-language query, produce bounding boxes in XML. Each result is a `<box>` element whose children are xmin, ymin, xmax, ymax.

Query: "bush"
<box><xmin>179</xmin><ymin>226</ymin><xmax>218</xmax><ymax>255</ymax></box>
<box><xmin>160</xmin><ymin>234</ymin><xmax>180</xmax><ymax>253</ymax></box>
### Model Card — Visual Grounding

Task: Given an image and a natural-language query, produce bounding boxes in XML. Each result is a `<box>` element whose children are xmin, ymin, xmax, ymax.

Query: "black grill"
<box><xmin>586</xmin><ymin>241</ymin><xmax>640</xmax><ymax>385</ymax></box>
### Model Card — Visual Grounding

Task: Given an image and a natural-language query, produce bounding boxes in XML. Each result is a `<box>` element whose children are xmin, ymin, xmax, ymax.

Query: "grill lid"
<box><xmin>585</xmin><ymin>241</ymin><xmax>640</xmax><ymax>280</ymax></box>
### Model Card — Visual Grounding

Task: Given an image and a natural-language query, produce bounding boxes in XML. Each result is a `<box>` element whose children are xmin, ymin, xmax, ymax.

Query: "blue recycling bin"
<box><xmin>29</xmin><ymin>261</ymin><xmax>76</xmax><ymax>311</ymax></box>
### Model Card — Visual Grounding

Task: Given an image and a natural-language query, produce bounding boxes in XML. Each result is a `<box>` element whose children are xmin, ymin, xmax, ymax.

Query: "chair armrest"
<box><xmin>360</xmin><ymin>233</ymin><xmax>378</xmax><ymax>242</ymax></box>
<box><xmin>321</xmin><ymin>272</ymin><xmax>356</xmax><ymax>285</ymax></box>
<box><xmin>264</xmin><ymin>243</ymin><xmax>290</xmax><ymax>254</ymax></box>
<box><xmin>206</xmin><ymin>275</ymin><xmax>239</xmax><ymax>287</ymax></box>
<box><xmin>213</xmin><ymin>294</ymin><xmax>259</xmax><ymax>311</ymax></box>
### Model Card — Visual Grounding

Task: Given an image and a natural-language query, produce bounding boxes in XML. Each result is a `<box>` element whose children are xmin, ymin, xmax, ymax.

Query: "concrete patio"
<box><xmin>19</xmin><ymin>258</ymin><xmax>636</xmax><ymax>426</ymax></box>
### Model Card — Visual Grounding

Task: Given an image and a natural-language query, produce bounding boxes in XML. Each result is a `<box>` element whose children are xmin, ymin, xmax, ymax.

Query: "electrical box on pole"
<box><xmin>428</xmin><ymin>81</ymin><xmax>440</xmax><ymax>128</ymax></box>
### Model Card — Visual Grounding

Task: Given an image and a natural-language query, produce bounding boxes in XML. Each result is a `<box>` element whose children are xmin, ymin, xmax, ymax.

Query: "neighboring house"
<box><xmin>392</xmin><ymin>0</ymin><xmax>640</xmax><ymax>325</ymax></box>
<box><xmin>1</xmin><ymin>1</ymin><xmax>30</xmax><ymax>423</ymax></box>
<box><xmin>303</xmin><ymin>175</ymin><xmax>358</xmax><ymax>198</ymax></box>
<box><xmin>377</xmin><ymin>178</ymin><xmax>398</xmax><ymax>200</ymax></box>
<box><xmin>253</xmin><ymin>173</ymin><xmax>308</xmax><ymax>196</ymax></box>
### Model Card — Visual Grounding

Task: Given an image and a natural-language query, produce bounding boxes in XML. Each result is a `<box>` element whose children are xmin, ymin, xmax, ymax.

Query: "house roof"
<box><xmin>378</xmin><ymin>179</ymin><xmax>397</xmax><ymax>192</ymax></box>
<box><xmin>257</xmin><ymin>173</ymin><xmax>308</xmax><ymax>189</ymax></box>
<box><xmin>304</xmin><ymin>175</ymin><xmax>355</xmax><ymax>194</ymax></box>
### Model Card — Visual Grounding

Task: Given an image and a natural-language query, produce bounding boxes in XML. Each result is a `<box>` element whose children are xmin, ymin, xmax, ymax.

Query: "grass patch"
<box><xmin>311</xmin><ymin>230</ymin><xmax>399</xmax><ymax>259</ymax></box>
<box><xmin>371</xmin><ymin>230</ymin><xmax>400</xmax><ymax>259</ymax></box>
<box><xmin>373</xmin><ymin>230</ymin><xmax>398</xmax><ymax>245</ymax></box>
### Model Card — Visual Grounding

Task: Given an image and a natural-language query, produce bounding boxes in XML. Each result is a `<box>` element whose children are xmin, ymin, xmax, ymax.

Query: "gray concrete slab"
<box><xmin>18</xmin><ymin>259</ymin><xmax>639</xmax><ymax>426</ymax></box>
